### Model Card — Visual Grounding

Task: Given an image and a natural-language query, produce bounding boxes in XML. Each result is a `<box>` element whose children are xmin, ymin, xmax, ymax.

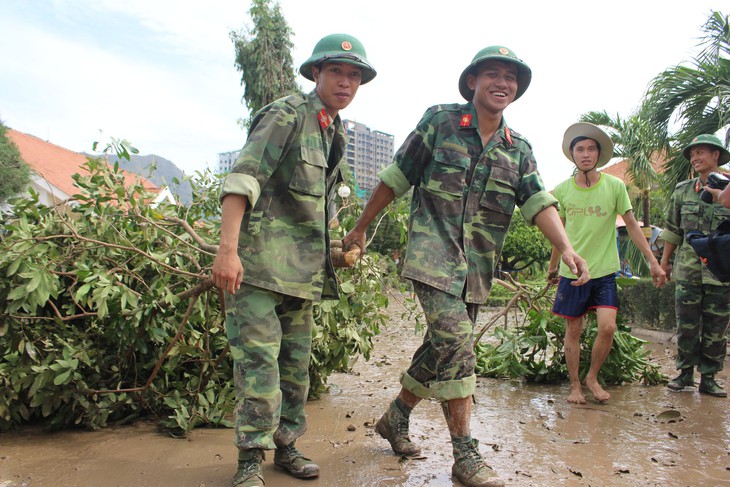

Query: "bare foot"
<box><xmin>585</xmin><ymin>378</ymin><xmax>610</xmax><ymax>402</ymax></box>
<box><xmin>567</xmin><ymin>384</ymin><xmax>586</xmax><ymax>404</ymax></box>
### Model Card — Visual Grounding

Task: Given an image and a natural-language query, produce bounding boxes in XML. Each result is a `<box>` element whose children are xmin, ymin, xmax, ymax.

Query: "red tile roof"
<box><xmin>7</xmin><ymin>128</ymin><xmax>159</xmax><ymax>198</ymax></box>
<box><xmin>600</xmin><ymin>156</ymin><xmax>666</xmax><ymax>183</ymax></box>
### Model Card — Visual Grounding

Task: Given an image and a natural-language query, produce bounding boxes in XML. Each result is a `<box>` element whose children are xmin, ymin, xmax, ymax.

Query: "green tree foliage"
<box><xmin>474</xmin><ymin>283</ymin><xmax>664</xmax><ymax>386</ymax></box>
<box><xmin>0</xmin><ymin>147</ymin><xmax>397</xmax><ymax>433</ymax></box>
<box><xmin>643</xmin><ymin>10</ymin><xmax>730</xmax><ymax>189</ymax></box>
<box><xmin>499</xmin><ymin>208</ymin><xmax>552</xmax><ymax>275</ymax></box>
<box><xmin>0</xmin><ymin>123</ymin><xmax>31</xmax><ymax>205</ymax></box>
<box><xmin>230</xmin><ymin>0</ymin><xmax>300</xmax><ymax>124</ymax></box>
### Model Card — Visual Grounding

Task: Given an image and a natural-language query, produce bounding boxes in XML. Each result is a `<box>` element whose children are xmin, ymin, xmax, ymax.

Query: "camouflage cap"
<box><xmin>300</xmin><ymin>33</ymin><xmax>377</xmax><ymax>84</ymax></box>
<box><xmin>562</xmin><ymin>122</ymin><xmax>614</xmax><ymax>167</ymax></box>
<box><xmin>458</xmin><ymin>45</ymin><xmax>532</xmax><ymax>101</ymax></box>
<box><xmin>682</xmin><ymin>134</ymin><xmax>730</xmax><ymax>164</ymax></box>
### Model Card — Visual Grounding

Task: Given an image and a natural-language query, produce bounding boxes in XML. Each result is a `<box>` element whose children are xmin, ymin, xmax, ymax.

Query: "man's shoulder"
<box><xmin>552</xmin><ymin>178</ymin><xmax>572</xmax><ymax>196</ymax></box>
<box><xmin>671</xmin><ymin>178</ymin><xmax>698</xmax><ymax>198</ymax></box>
<box><xmin>505</xmin><ymin>127</ymin><xmax>531</xmax><ymax>146</ymax></box>
<box><xmin>249</xmin><ymin>92</ymin><xmax>310</xmax><ymax>133</ymax></box>
<box><xmin>420</xmin><ymin>103</ymin><xmax>470</xmax><ymax>119</ymax></box>
<box><xmin>555</xmin><ymin>176</ymin><xmax>574</xmax><ymax>189</ymax></box>
<box><xmin>601</xmin><ymin>173</ymin><xmax>628</xmax><ymax>189</ymax></box>
<box><xmin>674</xmin><ymin>178</ymin><xmax>696</xmax><ymax>190</ymax></box>
<box><xmin>256</xmin><ymin>91</ymin><xmax>309</xmax><ymax>115</ymax></box>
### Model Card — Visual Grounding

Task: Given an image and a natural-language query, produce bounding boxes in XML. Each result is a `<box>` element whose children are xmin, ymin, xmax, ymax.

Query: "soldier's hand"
<box><xmin>212</xmin><ymin>247</ymin><xmax>244</xmax><ymax>294</ymax></box>
<box><xmin>562</xmin><ymin>250</ymin><xmax>590</xmax><ymax>286</ymax></box>
<box><xmin>342</xmin><ymin>229</ymin><xmax>367</xmax><ymax>256</ymax></box>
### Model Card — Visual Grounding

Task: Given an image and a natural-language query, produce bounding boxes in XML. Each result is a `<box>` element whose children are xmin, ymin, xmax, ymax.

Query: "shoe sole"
<box><xmin>452</xmin><ymin>468</ymin><xmax>505</xmax><ymax>487</ymax></box>
<box><xmin>274</xmin><ymin>462</ymin><xmax>320</xmax><ymax>479</ymax></box>
<box><xmin>699</xmin><ymin>388</ymin><xmax>727</xmax><ymax>397</ymax></box>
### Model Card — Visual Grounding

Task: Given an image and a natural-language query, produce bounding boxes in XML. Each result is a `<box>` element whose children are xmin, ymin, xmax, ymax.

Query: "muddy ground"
<box><xmin>1</xmin><ymin>296</ymin><xmax>728</xmax><ymax>487</ymax></box>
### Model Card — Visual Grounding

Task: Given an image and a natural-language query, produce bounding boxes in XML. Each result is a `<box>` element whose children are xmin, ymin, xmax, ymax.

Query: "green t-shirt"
<box><xmin>554</xmin><ymin>173</ymin><xmax>632</xmax><ymax>279</ymax></box>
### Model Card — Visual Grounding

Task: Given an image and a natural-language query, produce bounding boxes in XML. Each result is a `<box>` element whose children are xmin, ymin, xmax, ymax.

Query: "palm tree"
<box><xmin>643</xmin><ymin>10</ymin><xmax>730</xmax><ymax>189</ymax></box>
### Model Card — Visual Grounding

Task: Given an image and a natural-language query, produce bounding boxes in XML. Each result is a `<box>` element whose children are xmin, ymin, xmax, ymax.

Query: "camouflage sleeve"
<box><xmin>521</xmin><ymin>190</ymin><xmax>559</xmax><ymax>224</ymax></box>
<box><xmin>515</xmin><ymin>148</ymin><xmax>558</xmax><ymax>224</ymax></box>
<box><xmin>219</xmin><ymin>101</ymin><xmax>299</xmax><ymax>205</ymax></box>
<box><xmin>378</xmin><ymin>164</ymin><xmax>411</xmax><ymax>197</ymax></box>
<box><xmin>659</xmin><ymin>184</ymin><xmax>683</xmax><ymax>245</ymax></box>
<box><xmin>382</xmin><ymin>107</ymin><xmax>439</xmax><ymax>191</ymax></box>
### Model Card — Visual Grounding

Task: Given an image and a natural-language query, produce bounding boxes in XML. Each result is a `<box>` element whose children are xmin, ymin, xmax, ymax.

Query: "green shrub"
<box><xmin>0</xmin><ymin>145</ymin><xmax>415</xmax><ymax>433</ymax></box>
<box><xmin>475</xmin><ymin>285</ymin><xmax>665</xmax><ymax>386</ymax></box>
<box><xmin>617</xmin><ymin>278</ymin><xmax>676</xmax><ymax>331</ymax></box>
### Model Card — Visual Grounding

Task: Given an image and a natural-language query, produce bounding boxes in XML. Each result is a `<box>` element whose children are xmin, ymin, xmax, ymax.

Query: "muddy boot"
<box><xmin>375</xmin><ymin>399</ymin><xmax>421</xmax><ymax>456</ymax></box>
<box><xmin>667</xmin><ymin>368</ymin><xmax>694</xmax><ymax>391</ymax></box>
<box><xmin>451</xmin><ymin>436</ymin><xmax>504</xmax><ymax>487</ymax></box>
<box><xmin>273</xmin><ymin>442</ymin><xmax>320</xmax><ymax>479</ymax></box>
<box><xmin>233</xmin><ymin>448</ymin><xmax>265</xmax><ymax>487</ymax></box>
<box><xmin>699</xmin><ymin>374</ymin><xmax>727</xmax><ymax>397</ymax></box>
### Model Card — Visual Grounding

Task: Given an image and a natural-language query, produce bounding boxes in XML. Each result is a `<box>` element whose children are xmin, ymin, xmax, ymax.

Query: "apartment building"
<box><xmin>217</xmin><ymin>120</ymin><xmax>394</xmax><ymax>198</ymax></box>
<box><xmin>344</xmin><ymin>119</ymin><xmax>394</xmax><ymax>196</ymax></box>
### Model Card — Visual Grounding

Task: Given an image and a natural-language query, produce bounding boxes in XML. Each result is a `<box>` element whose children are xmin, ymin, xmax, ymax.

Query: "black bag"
<box><xmin>686</xmin><ymin>219</ymin><xmax>730</xmax><ymax>282</ymax></box>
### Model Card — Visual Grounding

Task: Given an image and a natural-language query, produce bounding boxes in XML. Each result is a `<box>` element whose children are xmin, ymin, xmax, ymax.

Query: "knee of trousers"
<box><xmin>400</xmin><ymin>371</ymin><xmax>476</xmax><ymax>401</ymax></box>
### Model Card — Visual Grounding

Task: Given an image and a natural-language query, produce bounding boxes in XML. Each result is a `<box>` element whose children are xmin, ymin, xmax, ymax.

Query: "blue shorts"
<box><xmin>551</xmin><ymin>274</ymin><xmax>618</xmax><ymax>319</ymax></box>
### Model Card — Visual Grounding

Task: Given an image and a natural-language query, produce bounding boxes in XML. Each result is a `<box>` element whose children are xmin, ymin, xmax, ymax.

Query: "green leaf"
<box><xmin>53</xmin><ymin>369</ymin><xmax>72</xmax><ymax>385</ymax></box>
<box><xmin>6</xmin><ymin>257</ymin><xmax>23</xmax><ymax>276</ymax></box>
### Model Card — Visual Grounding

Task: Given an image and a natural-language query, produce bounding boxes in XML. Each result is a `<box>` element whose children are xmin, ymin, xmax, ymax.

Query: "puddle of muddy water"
<box><xmin>1</xmin><ymin>306</ymin><xmax>728</xmax><ymax>487</ymax></box>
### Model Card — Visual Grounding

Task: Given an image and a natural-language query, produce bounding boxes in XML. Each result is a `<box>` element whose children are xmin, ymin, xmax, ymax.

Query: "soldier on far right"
<box><xmin>659</xmin><ymin>134</ymin><xmax>730</xmax><ymax>397</ymax></box>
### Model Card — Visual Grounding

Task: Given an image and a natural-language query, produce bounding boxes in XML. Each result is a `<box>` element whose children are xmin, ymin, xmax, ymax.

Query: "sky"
<box><xmin>0</xmin><ymin>0</ymin><xmax>723</xmax><ymax>190</ymax></box>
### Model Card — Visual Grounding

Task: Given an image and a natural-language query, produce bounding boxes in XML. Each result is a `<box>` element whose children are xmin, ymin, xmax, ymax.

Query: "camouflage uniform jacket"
<box><xmin>659</xmin><ymin>177</ymin><xmax>730</xmax><ymax>286</ymax></box>
<box><xmin>219</xmin><ymin>91</ymin><xmax>345</xmax><ymax>301</ymax></box>
<box><xmin>378</xmin><ymin>103</ymin><xmax>557</xmax><ymax>304</ymax></box>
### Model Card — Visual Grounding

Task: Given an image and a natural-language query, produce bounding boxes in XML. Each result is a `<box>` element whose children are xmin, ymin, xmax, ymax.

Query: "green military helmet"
<box><xmin>458</xmin><ymin>45</ymin><xmax>532</xmax><ymax>101</ymax></box>
<box><xmin>299</xmin><ymin>33</ymin><xmax>377</xmax><ymax>84</ymax></box>
<box><xmin>683</xmin><ymin>134</ymin><xmax>730</xmax><ymax>164</ymax></box>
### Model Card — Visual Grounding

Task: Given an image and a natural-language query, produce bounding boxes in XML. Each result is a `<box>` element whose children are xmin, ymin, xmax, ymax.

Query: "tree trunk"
<box><xmin>642</xmin><ymin>189</ymin><xmax>651</xmax><ymax>228</ymax></box>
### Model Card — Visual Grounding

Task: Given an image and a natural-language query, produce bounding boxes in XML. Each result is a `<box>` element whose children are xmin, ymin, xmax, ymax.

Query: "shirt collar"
<box><xmin>459</xmin><ymin>103</ymin><xmax>512</xmax><ymax>147</ymax></box>
<box><xmin>311</xmin><ymin>90</ymin><xmax>337</xmax><ymax>131</ymax></box>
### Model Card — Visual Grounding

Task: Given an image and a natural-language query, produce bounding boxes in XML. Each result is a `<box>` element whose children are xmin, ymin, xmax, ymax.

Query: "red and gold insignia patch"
<box><xmin>695</xmin><ymin>179</ymin><xmax>702</xmax><ymax>193</ymax></box>
<box><xmin>318</xmin><ymin>108</ymin><xmax>331</xmax><ymax>129</ymax></box>
<box><xmin>460</xmin><ymin>114</ymin><xmax>472</xmax><ymax>127</ymax></box>
<box><xmin>505</xmin><ymin>127</ymin><xmax>513</xmax><ymax>146</ymax></box>
<box><xmin>341</xmin><ymin>41</ymin><xmax>352</xmax><ymax>51</ymax></box>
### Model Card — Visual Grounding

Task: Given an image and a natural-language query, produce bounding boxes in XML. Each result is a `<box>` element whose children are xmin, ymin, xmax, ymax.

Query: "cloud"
<box><xmin>0</xmin><ymin>0</ymin><xmax>721</xmax><ymax>189</ymax></box>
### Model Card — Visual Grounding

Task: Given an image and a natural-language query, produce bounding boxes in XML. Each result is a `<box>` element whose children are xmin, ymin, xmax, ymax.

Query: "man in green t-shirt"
<box><xmin>548</xmin><ymin>122</ymin><xmax>666</xmax><ymax>404</ymax></box>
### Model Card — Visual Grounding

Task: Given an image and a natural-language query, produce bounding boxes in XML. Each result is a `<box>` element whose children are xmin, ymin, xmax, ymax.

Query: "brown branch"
<box><xmin>174</xmin><ymin>277</ymin><xmax>216</xmax><ymax>301</ymax></box>
<box><xmin>84</xmin><ymin>293</ymin><xmax>200</xmax><ymax>395</ymax></box>
<box><xmin>474</xmin><ymin>288</ymin><xmax>527</xmax><ymax>345</ymax></box>
<box><xmin>36</xmin><ymin>227</ymin><xmax>205</xmax><ymax>279</ymax></box>
<box><xmin>163</xmin><ymin>216</ymin><xmax>218</xmax><ymax>254</ymax></box>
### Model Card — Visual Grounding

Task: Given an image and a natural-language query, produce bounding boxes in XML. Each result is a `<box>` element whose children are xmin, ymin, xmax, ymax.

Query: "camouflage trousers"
<box><xmin>674</xmin><ymin>280</ymin><xmax>730</xmax><ymax>374</ymax></box>
<box><xmin>226</xmin><ymin>283</ymin><xmax>312</xmax><ymax>450</ymax></box>
<box><xmin>401</xmin><ymin>282</ymin><xmax>478</xmax><ymax>401</ymax></box>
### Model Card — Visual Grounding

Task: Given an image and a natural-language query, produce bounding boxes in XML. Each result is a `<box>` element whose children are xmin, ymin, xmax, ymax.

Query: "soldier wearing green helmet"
<box><xmin>343</xmin><ymin>45</ymin><xmax>589</xmax><ymax>487</ymax></box>
<box><xmin>299</xmin><ymin>33</ymin><xmax>376</xmax><ymax>84</ymax></box>
<box><xmin>212</xmin><ymin>33</ymin><xmax>375</xmax><ymax>487</ymax></box>
<box><xmin>660</xmin><ymin>133</ymin><xmax>730</xmax><ymax>398</ymax></box>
